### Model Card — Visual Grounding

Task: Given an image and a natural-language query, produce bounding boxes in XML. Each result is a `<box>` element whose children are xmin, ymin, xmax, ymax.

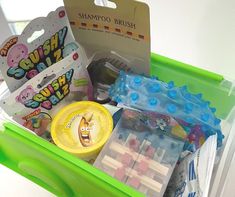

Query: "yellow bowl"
<box><xmin>51</xmin><ymin>101</ymin><xmax>113</xmax><ymax>160</ymax></box>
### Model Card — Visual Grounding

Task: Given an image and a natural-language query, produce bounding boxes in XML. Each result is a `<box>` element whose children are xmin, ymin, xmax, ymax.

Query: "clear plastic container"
<box><xmin>94</xmin><ymin>109</ymin><xmax>185</xmax><ymax>197</ymax></box>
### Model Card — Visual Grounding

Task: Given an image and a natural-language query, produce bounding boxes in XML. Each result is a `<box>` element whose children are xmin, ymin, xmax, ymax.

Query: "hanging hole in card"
<box><xmin>27</xmin><ymin>29</ymin><xmax>45</xmax><ymax>43</ymax></box>
<box><xmin>94</xmin><ymin>0</ymin><xmax>117</xmax><ymax>9</ymax></box>
<box><xmin>37</xmin><ymin>74</ymin><xmax>56</xmax><ymax>89</ymax></box>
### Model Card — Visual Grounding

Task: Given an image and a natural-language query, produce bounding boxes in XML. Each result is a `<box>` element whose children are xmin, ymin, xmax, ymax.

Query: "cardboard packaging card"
<box><xmin>0</xmin><ymin>7</ymin><xmax>81</xmax><ymax>92</ymax></box>
<box><xmin>63</xmin><ymin>0</ymin><xmax>151</xmax><ymax>75</ymax></box>
<box><xmin>0</xmin><ymin>50</ymin><xmax>92</xmax><ymax>142</ymax></box>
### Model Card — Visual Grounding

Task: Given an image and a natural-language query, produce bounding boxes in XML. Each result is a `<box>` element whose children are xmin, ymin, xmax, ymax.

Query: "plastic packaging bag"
<box><xmin>0</xmin><ymin>50</ymin><xmax>92</xmax><ymax>141</ymax></box>
<box><xmin>94</xmin><ymin>109</ymin><xmax>185</xmax><ymax>197</ymax></box>
<box><xmin>164</xmin><ymin>135</ymin><xmax>217</xmax><ymax>197</ymax></box>
<box><xmin>110</xmin><ymin>71</ymin><xmax>223</xmax><ymax>151</ymax></box>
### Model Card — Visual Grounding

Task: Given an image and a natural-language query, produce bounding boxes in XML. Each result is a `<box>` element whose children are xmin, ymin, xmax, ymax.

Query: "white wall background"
<box><xmin>0</xmin><ymin>6</ymin><xmax>11</xmax><ymax>43</ymax></box>
<box><xmin>0</xmin><ymin>0</ymin><xmax>234</xmax><ymax>78</ymax></box>
<box><xmin>0</xmin><ymin>0</ymin><xmax>235</xmax><ymax>197</ymax></box>
<box><xmin>144</xmin><ymin>0</ymin><xmax>235</xmax><ymax>79</ymax></box>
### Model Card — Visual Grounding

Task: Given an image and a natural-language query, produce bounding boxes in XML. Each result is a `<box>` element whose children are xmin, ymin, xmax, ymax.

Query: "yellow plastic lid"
<box><xmin>51</xmin><ymin>101</ymin><xmax>113</xmax><ymax>158</ymax></box>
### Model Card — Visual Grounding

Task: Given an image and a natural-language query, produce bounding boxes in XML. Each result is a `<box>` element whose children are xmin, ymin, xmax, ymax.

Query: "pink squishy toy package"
<box><xmin>0</xmin><ymin>51</ymin><xmax>93</xmax><ymax>141</ymax></box>
<box><xmin>0</xmin><ymin>6</ymin><xmax>81</xmax><ymax>92</ymax></box>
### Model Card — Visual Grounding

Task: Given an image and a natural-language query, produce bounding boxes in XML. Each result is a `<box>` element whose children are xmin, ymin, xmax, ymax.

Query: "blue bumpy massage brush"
<box><xmin>109</xmin><ymin>71</ymin><xmax>223</xmax><ymax>150</ymax></box>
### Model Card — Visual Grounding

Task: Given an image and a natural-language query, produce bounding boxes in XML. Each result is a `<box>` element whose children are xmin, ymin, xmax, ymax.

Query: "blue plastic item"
<box><xmin>109</xmin><ymin>72</ymin><xmax>223</xmax><ymax>149</ymax></box>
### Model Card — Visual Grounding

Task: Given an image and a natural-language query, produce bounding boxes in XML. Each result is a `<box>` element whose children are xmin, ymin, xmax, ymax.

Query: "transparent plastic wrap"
<box><xmin>165</xmin><ymin>135</ymin><xmax>217</xmax><ymax>197</ymax></box>
<box><xmin>110</xmin><ymin>72</ymin><xmax>223</xmax><ymax>151</ymax></box>
<box><xmin>94</xmin><ymin>109</ymin><xmax>184</xmax><ymax>197</ymax></box>
<box><xmin>0</xmin><ymin>50</ymin><xmax>92</xmax><ymax>142</ymax></box>
<box><xmin>87</xmin><ymin>51</ymin><xmax>147</xmax><ymax>104</ymax></box>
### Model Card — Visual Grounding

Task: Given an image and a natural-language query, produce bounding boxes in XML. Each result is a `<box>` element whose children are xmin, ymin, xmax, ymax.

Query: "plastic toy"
<box><xmin>51</xmin><ymin>101</ymin><xmax>113</xmax><ymax>162</ymax></box>
<box><xmin>94</xmin><ymin>109</ymin><xmax>184</xmax><ymax>197</ymax></box>
<box><xmin>0</xmin><ymin>51</ymin><xmax>92</xmax><ymax>142</ymax></box>
<box><xmin>109</xmin><ymin>72</ymin><xmax>223</xmax><ymax>150</ymax></box>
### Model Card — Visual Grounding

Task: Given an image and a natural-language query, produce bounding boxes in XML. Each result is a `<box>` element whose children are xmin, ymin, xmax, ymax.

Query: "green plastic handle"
<box><xmin>18</xmin><ymin>160</ymin><xmax>74</xmax><ymax>196</ymax></box>
<box><xmin>153</xmin><ymin>54</ymin><xmax>224</xmax><ymax>82</ymax></box>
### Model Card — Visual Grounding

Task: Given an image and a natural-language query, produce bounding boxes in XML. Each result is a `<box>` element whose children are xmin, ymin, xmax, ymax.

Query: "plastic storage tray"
<box><xmin>94</xmin><ymin>109</ymin><xmax>185</xmax><ymax>197</ymax></box>
<box><xmin>0</xmin><ymin>53</ymin><xmax>235</xmax><ymax>197</ymax></box>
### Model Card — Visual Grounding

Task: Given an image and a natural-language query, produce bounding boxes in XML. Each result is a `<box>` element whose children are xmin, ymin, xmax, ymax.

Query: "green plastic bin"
<box><xmin>0</xmin><ymin>54</ymin><xmax>235</xmax><ymax>197</ymax></box>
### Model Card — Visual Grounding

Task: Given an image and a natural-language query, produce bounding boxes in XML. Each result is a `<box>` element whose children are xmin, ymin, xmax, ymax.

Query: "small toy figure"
<box><xmin>146</xmin><ymin>113</ymin><xmax>171</xmax><ymax>132</ymax></box>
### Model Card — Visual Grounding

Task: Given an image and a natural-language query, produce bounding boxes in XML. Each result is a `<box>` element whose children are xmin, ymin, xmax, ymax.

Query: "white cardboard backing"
<box><xmin>0</xmin><ymin>50</ymin><xmax>92</xmax><ymax>141</ymax></box>
<box><xmin>0</xmin><ymin>6</ymin><xmax>80</xmax><ymax>92</ymax></box>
